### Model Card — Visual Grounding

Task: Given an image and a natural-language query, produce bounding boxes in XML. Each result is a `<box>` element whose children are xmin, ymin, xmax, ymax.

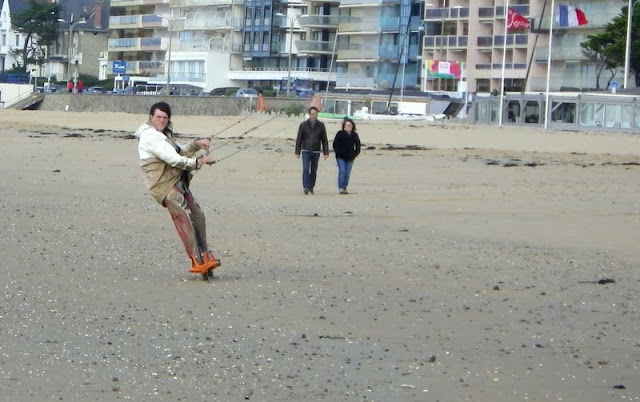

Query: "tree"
<box><xmin>581</xmin><ymin>33</ymin><xmax>616</xmax><ymax>90</ymax></box>
<box><xmin>579</xmin><ymin>2</ymin><xmax>640</xmax><ymax>88</ymax></box>
<box><xmin>11</xmin><ymin>0</ymin><xmax>61</xmax><ymax>73</ymax></box>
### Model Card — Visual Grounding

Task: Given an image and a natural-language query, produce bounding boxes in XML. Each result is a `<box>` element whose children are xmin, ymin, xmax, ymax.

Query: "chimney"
<box><xmin>92</xmin><ymin>1</ymin><xmax>103</xmax><ymax>29</ymax></box>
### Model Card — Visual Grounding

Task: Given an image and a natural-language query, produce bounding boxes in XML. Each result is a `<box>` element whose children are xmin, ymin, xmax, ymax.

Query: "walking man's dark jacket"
<box><xmin>295</xmin><ymin>119</ymin><xmax>329</xmax><ymax>155</ymax></box>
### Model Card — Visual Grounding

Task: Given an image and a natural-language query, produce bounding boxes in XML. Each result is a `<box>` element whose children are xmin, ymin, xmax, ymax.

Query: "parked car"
<box><xmin>235</xmin><ymin>88</ymin><xmax>258</xmax><ymax>99</ymax></box>
<box><xmin>86</xmin><ymin>86</ymin><xmax>106</xmax><ymax>94</ymax></box>
<box><xmin>298</xmin><ymin>89</ymin><xmax>316</xmax><ymax>98</ymax></box>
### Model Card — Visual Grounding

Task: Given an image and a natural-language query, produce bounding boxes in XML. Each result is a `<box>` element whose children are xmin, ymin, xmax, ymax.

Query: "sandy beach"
<box><xmin>1</xmin><ymin>109</ymin><xmax>639</xmax><ymax>401</ymax></box>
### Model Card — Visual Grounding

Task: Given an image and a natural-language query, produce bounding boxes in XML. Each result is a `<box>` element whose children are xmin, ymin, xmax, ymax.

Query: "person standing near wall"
<box><xmin>295</xmin><ymin>106</ymin><xmax>329</xmax><ymax>195</ymax></box>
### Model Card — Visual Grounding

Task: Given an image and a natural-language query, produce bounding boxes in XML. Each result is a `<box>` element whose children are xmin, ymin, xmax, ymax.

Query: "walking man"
<box><xmin>295</xmin><ymin>106</ymin><xmax>329</xmax><ymax>195</ymax></box>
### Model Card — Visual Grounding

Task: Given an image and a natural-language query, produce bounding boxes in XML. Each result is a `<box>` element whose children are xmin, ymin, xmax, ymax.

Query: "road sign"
<box><xmin>113</xmin><ymin>60</ymin><xmax>126</xmax><ymax>74</ymax></box>
<box><xmin>610</xmin><ymin>81</ymin><xmax>619</xmax><ymax>93</ymax></box>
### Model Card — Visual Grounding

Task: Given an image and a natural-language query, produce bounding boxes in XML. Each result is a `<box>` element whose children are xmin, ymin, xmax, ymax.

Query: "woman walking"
<box><xmin>332</xmin><ymin>118</ymin><xmax>361</xmax><ymax>194</ymax></box>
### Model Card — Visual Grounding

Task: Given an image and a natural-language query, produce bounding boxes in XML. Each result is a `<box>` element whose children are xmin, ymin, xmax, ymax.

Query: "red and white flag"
<box><xmin>507</xmin><ymin>7</ymin><xmax>531</xmax><ymax>30</ymax></box>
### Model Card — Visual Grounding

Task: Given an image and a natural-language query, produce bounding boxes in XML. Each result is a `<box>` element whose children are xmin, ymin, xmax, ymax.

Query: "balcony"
<box><xmin>424</xmin><ymin>35</ymin><xmax>469</xmax><ymax>49</ymax></box>
<box><xmin>109</xmin><ymin>14</ymin><xmax>165</xmax><ymax>29</ymax></box>
<box><xmin>476</xmin><ymin>34</ymin><xmax>528</xmax><ymax>49</ymax></box>
<box><xmin>475</xmin><ymin>63</ymin><xmax>527</xmax><ymax>70</ymax></box>
<box><xmin>534</xmin><ymin>46</ymin><xmax>588</xmax><ymax>62</ymax></box>
<box><xmin>108</xmin><ymin>37</ymin><xmax>168</xmax><ymax>52</ymax></box>
<box><xmin>227</xmin><ymin>66</ymin><xmax>333</xmax><ymax>82</ymax></box>
<box><xmin>183</xmin><ymin>12</ymin><xmax>233</xmax><ymax>30</ymax></box>
<box><xmin>380</xmin><ymin>16</ymin><xmax>422</xmax><ymax>32</ymax></box>
<box><xmin>339</xmin><ymin>0</ymin><xmax>402</xmax><ymax>6</ymax></box>
<box><xmin>424</xmin><ymin>7</ymin><xmax>470</xmax><ymax>20</ymax></box>
<box><xmin>338</xmin><ymin>18</ymin><xmax>380</xmax><ymax>33</ymax></box>
<box><xmin>150</xmin><ymin>72</ymin><xmax>207</xmax><ymax>84</ymax></box>
<box><xmin>111</xmin><ymin>0</ymin><xmax>169</xmax><ymax>7</ymax></box>
<box><xmin>169</xmin><ymin>0</ymin><xmax>236</xmax><ymax>6</ymax></box>
<box><xmin>478</xmin><ymin>5</ymin><xmax>529</xmax><ymax>19</ymax></box>
<box><xmin>300</xmin><ymin>15</ymin><xmax>342</xmax><ymax>28</ymax></box>
<box><xmin>108</xmin><ymin>60</ymin><xmax>165</xmax><ymax>75</ymax></box>
<box><xmin>296</xmin><ymin>40</ymin><xmax>336</xmax><ymax>54</ymax></box>
<box><xmin>337</xmin><ymin>47</ymin><xmax>379</xmax><ymax>60</ymax></box>
<box><xmin>173</xmin><ymin>36</ymin><xmax>230</xmax><ymax>52</ymax></box>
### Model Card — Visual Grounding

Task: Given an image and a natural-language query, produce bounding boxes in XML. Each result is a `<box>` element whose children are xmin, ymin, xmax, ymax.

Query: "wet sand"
<box><xmin>1</xmin><ymin>110</ymin><xmax>639</xmax><ymax>401</ymax></box>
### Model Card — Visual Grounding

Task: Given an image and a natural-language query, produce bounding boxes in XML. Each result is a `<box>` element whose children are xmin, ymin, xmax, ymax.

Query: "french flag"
<box><xmin>557</xmin><ymin>4</ymin><xmax>588</xmax><ymax>27</ymax></box>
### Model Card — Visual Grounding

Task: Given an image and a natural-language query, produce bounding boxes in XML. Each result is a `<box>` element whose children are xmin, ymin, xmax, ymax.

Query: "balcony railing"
<box><xmin>296</xmin><ymin>40</ymin><xmax>336</xmax><ymax>54</ymax></box>
<box><xmin>108</xmin><ymin>37</ymin><xmax>168</xmax><ymax>52</ymax></box>
<box><xmin>152</xmin><ymin>72</ymin><xmax>207</xmax><ymax>83</ymax></box>
<box><xmin>475</xmin><ymin>63</ymin><xmax>527</xmax><ymax>70</ymax></box>
<box><xmin>337</xmin><ymin>47</ymin><xmax>379</xmax><ymax>60</ymax></box>
<box><xmin>183</xmin><ymin>12</ymin><xmax>232</xmax><ymax>30</ymax></box>
<box><xmin>478</xmin><ymin>5</ymin><xmax>529</xmax><ymax>19</ymax></box>
<box><xmin>109</xmin><ymin>14</ymin><xmax>165</xmax><ymax>29</ymax></box>
<box><xmin>169</xmin><ymin>0</ymin><xmax>237</xmax><ymax>6</ymax></box>
<box><xmin>424</xmin><ymin>7</ymin><xmax>470</xmax><ymax>20</ymax></box>
<box><xmin>339</xmin><ymin>0</ymin><xmax>402</xmax><ymax>7</ymax></box>
<box><xmin>338</xmin><ymin>16</ymin><xmax>420</xmax><ymax>34</ymax></box>
<box><xmin>379</xmin><ymin>16</ymin><xmax>422</xmax><ymax>31</ymax></box>
<box><xmin>477</xmin><ymin>34</ymin><xmax>528</xmax><ymax>48</ymax></box>
<box><xmin>111</xmin><ymin>0</ymin><xmax>169</xmax><ymax>6</ymax></box>
<box><xmin>300</xmin><ymin>15</ymin><xmax>342</xmax><ymax>28</ymax></box>
<box><xmin>424</xmin><ymin>35</ymin><xmax>469</xmax><ymax>48</ymax></box>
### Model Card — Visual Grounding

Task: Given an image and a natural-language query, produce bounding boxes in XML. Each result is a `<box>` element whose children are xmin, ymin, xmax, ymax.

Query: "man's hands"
<box><xmin>197</xmin><ymin>155</ymin><xmax>216</xmax><ymax>166</ymax></box>
<box><xmin>195</xmin><ymin>138</ymin><xmax>211</xmax><ymax>151</ymax></box>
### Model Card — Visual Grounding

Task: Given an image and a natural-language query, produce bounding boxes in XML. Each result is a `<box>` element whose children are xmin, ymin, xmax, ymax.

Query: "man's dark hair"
<box><xmin>149</xmin><ymin>102</ymin><xmax>173</xmax><ymax>135</ymax></box>
<box><xmin>150</xmin><ymin>101</ymin><xmax>172</xmax><ymax>119</ymax></box>
<box><xmin>308</xmin><ymin>106</ymin><xmax>319</xmax><ymax>113</ymax></box>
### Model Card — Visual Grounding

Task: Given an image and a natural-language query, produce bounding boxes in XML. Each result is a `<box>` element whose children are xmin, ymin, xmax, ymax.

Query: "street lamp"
<box><xmin>275</xmin><ymin>12</ymin><xmax>308</xmax><ymax>96</ymax></box>
<box><xmin>157</xmin><ymin>15</ymin><xmax>186</xmax><ymax>94</ymax></box>
<box><xmin>624</xmin><ymin>0</ymin><xmax>638</xmax><ymax>89</ymax></box>
<box><xmin>58</xmin><ymin>16</ymin><xmax>86</xmax><ymax>92</ymax></box>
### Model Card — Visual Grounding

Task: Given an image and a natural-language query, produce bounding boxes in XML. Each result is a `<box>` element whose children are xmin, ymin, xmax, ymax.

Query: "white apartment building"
<box><xmin>424</xmin><ymin>0</ymin><xmax>628</xmax><ymax>93</ymax></box>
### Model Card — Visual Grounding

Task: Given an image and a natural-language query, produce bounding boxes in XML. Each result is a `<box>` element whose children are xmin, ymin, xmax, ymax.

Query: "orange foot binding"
<box><xmin>189</xmin><ymin>256</ymin><xmax>210</xmax><ymax>274</ymax></box>
<box><xmin>202</xmin><ymin>251</ymin><xmax>221</xmax><ymax>271</ymax></box>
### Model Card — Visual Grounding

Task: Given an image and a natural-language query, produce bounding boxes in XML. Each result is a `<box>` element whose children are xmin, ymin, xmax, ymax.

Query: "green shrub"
<box><xmin>282</xmin><ymin>103</ymin><xmax>305</xmax><ymax>116</ymax></box>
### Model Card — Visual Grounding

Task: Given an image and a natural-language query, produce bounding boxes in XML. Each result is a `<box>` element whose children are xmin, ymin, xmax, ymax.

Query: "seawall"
<box><xmin>38</xmin><ymin>93</ymin><xmax>309</xmax><ymax>116</ymax></box>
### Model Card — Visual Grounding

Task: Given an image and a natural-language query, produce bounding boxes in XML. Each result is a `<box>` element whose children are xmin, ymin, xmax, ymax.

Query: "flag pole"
<box><xmin>544</xmin><ymin>0</ymin><xmax>555</xmax><ymax>130</ymax></box>
<box><xmin>624</xmin><ymin>0</ymin><xmax>634</xmax><ymax>89</ymax></box>
<box><xmin>499</xmin><ymin>0</ymin><xmax>509</xmax><ymax>127</ymax></box>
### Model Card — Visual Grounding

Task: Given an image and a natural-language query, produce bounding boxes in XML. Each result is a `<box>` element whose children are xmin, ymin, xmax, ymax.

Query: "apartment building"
<box><xmin>423</xmin><ymin>0</ymin><xmax>627</xmax><ymax>93</ymax></box>
<box><xmin>106</xmin><ymin>0</ymin><xmax>422</xmax><ymax>92</ymax></box>
<box><xmin>335</xmin><ymin>0</ymin><xmax>422</xmax><ymax>90</ymax></box>
<box><xmin>104</xmin><ymin>0</ymin><xmax>628</xmax><ymax>93</ymax></box>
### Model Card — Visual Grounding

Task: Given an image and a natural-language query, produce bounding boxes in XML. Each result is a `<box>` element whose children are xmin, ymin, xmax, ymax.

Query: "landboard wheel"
<box><xmin>207</xmin><ymin>269</ymin><xmax>214</xmax><ymax>278</ymax></box>
<box><xmin>201</xmin><ymin>272</ymin><xmax>209</xmax><ymax>281</ymax></box>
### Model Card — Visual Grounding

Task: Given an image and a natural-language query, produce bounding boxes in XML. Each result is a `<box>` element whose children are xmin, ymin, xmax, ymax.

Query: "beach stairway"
<box><xmin>6</xmin><ymin>93</ymin><xmax>45</xmax><ymax>110</ymax></box>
